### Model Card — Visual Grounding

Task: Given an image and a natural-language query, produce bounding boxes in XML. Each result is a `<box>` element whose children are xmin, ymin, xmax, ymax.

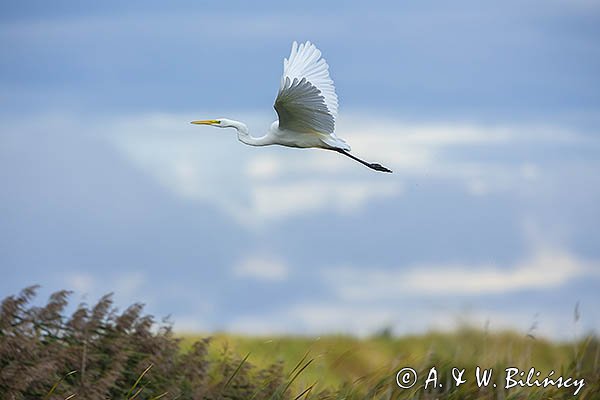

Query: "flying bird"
<box><xmin>192</xmin><ymin>41</ymin><xmax>392</xmax><ymax>173</ymax></box>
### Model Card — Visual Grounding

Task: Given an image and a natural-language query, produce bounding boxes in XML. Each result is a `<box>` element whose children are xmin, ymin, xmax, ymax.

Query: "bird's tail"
<box><xmin>320</xmin><ymin>135</ymin><xmax>351</xmax><ymax>151</ymax></box>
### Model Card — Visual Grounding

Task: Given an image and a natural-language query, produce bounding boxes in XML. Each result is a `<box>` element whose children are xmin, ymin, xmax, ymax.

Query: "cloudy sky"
<box><xmin>1</xmin><ymin>0</ymin><xmax>599</xmax><ymax>339</ymax></box>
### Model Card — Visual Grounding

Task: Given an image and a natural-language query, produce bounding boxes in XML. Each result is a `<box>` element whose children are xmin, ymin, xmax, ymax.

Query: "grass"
<box><xmin>2</xmin><ymin>286</ymin><xmax>599</xmax><ymax>399</ymax></box>
<box><xmin>178</xmin><ymin>328</ymin><xmax>593</xmax><ymax>394</ymax></box>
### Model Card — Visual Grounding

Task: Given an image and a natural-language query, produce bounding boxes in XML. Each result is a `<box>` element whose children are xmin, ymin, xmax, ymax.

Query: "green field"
<box><xmin>2</xmin><ymin>287</ymin><xmax>599</xmax><ymax>399</ymax></box>
<box><xmin>178</xmin><ymin>328</ymin><xmax>598</xmax><ymax>398</ymax></box>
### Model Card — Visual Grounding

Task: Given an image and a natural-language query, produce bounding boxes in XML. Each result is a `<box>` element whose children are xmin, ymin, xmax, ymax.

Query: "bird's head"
<box><xmin>190</xmin><ymin>118</ymin><xmax>235</xmax><ymax>128</ymax></box>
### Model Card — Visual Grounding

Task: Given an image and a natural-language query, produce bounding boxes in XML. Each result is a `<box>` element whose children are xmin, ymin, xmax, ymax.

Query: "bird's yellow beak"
<box><xmin>191</xmin><ymin>120</ymin><xmax>219</xmax><ymax>125</ymax></box>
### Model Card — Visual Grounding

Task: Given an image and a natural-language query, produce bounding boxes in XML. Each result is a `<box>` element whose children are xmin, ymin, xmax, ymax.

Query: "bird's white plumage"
<box><xmin>273</xmin><ymin>41</ymin><xmax>349</xmax><ymax>150</ymax></box>
<box><xmin>283</xmin><ymin>41</ymin><xmax>338</xmax><ymax>120</ymax></box>
<box><xmin>274</xmin><ymin>76</ymin><xmax>335</xmax><ymax>135</ymax></box>
<box><xmin>191</xmin><ymin>40</ymin><xmax>400</xmax><ymax>171</ymax></box>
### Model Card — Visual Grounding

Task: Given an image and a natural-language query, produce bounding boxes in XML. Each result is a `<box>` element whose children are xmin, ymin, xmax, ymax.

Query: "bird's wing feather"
<box><xmin>274</xmin><ymin>77</ymin><xmax>334</xmax><ymax>134</ymax></box>
<box><xmin>274</xmin><ymin>41</ymin><xmax>338</xmax><ymax>134</ymax></box>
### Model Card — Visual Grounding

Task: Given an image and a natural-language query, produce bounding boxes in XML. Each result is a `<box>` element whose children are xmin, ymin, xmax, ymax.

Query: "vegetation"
<box><xmin>1</xmin><ymin>287</ymin><xmax>598</xmax><ymax>399</ymax></box>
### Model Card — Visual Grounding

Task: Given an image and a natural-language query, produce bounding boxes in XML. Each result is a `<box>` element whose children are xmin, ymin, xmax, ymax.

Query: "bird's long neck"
<box><xmin>230</xmin><ymin>120</ymin><xmax>272</xmax><ymax>147</ymax></box>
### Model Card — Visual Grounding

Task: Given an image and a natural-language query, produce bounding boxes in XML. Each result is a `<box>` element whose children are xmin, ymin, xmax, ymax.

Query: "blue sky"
<box><xmin>1</xmin><ymin>1</ymin><xmax>599</xmax><ymax>339</ymax></box>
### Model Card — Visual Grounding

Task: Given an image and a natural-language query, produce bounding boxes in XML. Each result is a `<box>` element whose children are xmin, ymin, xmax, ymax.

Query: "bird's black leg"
<box><xmin>333</xmin><ymin>149</ymin><xmax>393</xmax><ymax>173</ymax></box>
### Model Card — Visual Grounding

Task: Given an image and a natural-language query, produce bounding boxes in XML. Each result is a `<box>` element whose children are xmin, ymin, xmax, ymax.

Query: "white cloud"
<box><xmin>106</xmin><ymin>112</ymin><xmax>405</xmax><ymax>225</ymax></box>
<box><xmin>466</xmin><ymin>178</ymin><xmax>490</xmax><ymax>196</ymax></box>
<box><xmin>5</xmin><ymin>111</ymin><xmax>589</xmax><ymax>226</ymax></box>
<box><xmin>63</xmin><ymin>270</ymin><xmax>151</xmax><ymax>307</ymax></box>
<box><xmin>520</xmin><ymin>163</ymin><xmax>540</xmax><ymax>181</ymax></box>
<box><xmin>323</xmin><ymin>248</ymin><xmax>598</xmax><ymax>301</ymax></box>
<box><xmin>66</xmin><ymin>273</ymin><xmax>95</xmax><ymax>294</ymax></box>
<box><xmin>223</xmin><ymin>241</ymin><xmax>600</xmax><ymax>339</ymax></box>
<box><xmin>233</xmin><ymin>255</ymin><xmax>289</xmax><ymax>282</ymax></box>
<box><xmin>335</xmin><ymin>116</ymin><xmax>584</xmax><ymax>199</ymax></box>
<box><xmin>250</xmin><ymin>180</ymin><xmax>401</xmax><ymax>219</ymax></box>
<box><xmin>228</xmin><ymin>303</ymin><xmax>399</xmax><ymax>336</ymax></box>
<box><xmin>246</xmin><ymin>155</ymin><xmax>281</xmax><ymax>180</ymax></box>
<box><xmin>224</xmin><ymin>300</ymin><xmax>583</xmax><ymax>339</ymax></box>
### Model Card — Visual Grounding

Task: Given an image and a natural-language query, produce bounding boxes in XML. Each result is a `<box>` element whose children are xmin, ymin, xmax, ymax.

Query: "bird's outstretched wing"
<box><xmin>274</xmin><ymin>41</ymin><xmax>338</xmax><ymax>134</ymax></box>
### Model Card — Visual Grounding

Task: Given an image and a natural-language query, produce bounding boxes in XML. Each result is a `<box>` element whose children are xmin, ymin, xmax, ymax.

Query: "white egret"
<box><xmin>192</xmin><ymin>41</ymin><xmax>392</xmax><ymax>173</ymax></box>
